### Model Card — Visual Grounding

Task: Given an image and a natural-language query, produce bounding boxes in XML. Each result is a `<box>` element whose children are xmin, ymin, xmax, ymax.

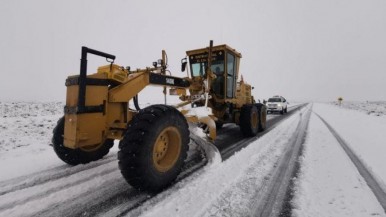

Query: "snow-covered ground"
<box><xmin>331</xmin><ymin>101</ymin><xmax>386</xmax><ymax>117</ymax></box>
<box><xmin>313</xmin><ymin>103</ymin><xmax>386</xmax><ymax>192</ymax></box>
<box><xmin>292</xmin><ymin>112</ymin><xmax>385</xmax><ymax>217</ymax></box>
<box><xmin>290</xmin><ymin>102</ymin><xmax>386</xmax><ymax>216</ymax></box>
<box><xmin>0</xmin><ymin>101</ymin><xmax>386</xmax><ymax>216</ymax></box>
<box><xmin>0</xmin><ymin>102</ymin><xmax>65</xmax><ymax>181</ymax></box>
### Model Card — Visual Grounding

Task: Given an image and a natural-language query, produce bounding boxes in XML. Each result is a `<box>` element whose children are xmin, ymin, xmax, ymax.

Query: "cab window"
<box><xmin>211</xmin><ymin>59</ymin><xmax>225</xmax><ymax>98</ymax></box>
<box><xmin>226</xmin><ymin>53</ymin><xmax>236</xmax><ymax>98</ymax></box>
<box><xmin>211</xmin><ymin>60</ymin><xmax>225</xmax><ymax>75</ymax></box>
<box><xmin>191</xmin><ymin>62</ymin><xmax>206</xmax><ymax>77</ymax></box>
<box><xmin>190</xmin><ymin>51</ymin><xmax>225</xmax><ymax>78</ymax></box>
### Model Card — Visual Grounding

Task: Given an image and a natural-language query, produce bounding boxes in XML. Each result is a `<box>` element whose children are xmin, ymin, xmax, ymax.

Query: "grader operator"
<box><xmin>52</xmin><ymin>41</ymin><xmax>266</xmax><ymax>192</ymax></box>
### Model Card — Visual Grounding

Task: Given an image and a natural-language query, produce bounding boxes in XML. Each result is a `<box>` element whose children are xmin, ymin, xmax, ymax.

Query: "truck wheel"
<box><xmin>118</xmin><ymin>105</ymin><xmax>189</xmax><ymax>192</ymax></box>
<box><xmin>285</xmin><ymin>107</ymin><xmax>288</xmax><ymax>113</ymax></box>
<box><xmin>240</xmin><ymin>105</ymin><xmax>259</xmax><ymax>137</ymax></box>
<box><xmin>52</xmin><ymin>117</ymin><xmax>114</xmax><ymax>166</ymax></box>
<box><xmin>280</xmin><ymin>108</ymin><xmax>284</xmax><ymax>115</ymax></box>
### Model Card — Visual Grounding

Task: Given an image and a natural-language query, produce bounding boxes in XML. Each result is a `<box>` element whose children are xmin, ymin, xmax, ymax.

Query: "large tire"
<box><xmin>52</xmin><ymin>117</ymin><xmax>114</xmax><ymax>166</ymax></box>
<box><xmin>256</xmin><ymin>103</ymin><xmax>267</xmax><ymax>132</ymax></box>
<box><xmin>240</xmin><ymin>105</ymin><xmax>259</xmax><ymax>137</ymax></box>
<box><xmin>118</xmin><ymin>105</ymin><xmax>189</xmax><ymax>192</ymax></box>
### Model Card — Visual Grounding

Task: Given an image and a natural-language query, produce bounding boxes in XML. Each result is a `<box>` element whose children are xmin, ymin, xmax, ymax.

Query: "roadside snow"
<box><xmin>0</xmin><ymin>102</ymin><xmax>65</xmax><ymax>181</ymax></box>
<box><xmin>332</xmin><ymin>101</ymin><xmax>386</xmax><ymax>117</ymax></box>
<box><xmin>292</xmin><ymin>113</ymin><xmax>385</xmax><ymax>217</ymax></box>
<box><xmin>313</xmin><ymin>103</ymin><xmax>386</xmax><ymax>192</ymax></box>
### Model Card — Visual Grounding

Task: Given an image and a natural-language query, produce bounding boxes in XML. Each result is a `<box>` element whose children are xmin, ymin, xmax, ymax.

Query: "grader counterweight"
<box><xmin>52</xmin><ymin>41</ymin><xmax>266</xmax><ymax>192</ymax></box>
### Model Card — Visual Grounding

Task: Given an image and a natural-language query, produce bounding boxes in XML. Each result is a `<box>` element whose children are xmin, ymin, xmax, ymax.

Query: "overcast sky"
<box><xmin>1</xmin><ymin>0</ymin><xmax>385</xmax><ymax>103</ymax></box>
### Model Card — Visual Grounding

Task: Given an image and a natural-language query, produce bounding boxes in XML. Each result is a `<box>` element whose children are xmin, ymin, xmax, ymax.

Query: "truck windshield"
<box><xmin>268</xmin><ymin>98</ymin><xmax>281</xmax><ymax>102</ymax></box>
<box><xmin>189</xmin><ymin>51</ymin><xmax>225</xmax><ymax>77</ymax></box>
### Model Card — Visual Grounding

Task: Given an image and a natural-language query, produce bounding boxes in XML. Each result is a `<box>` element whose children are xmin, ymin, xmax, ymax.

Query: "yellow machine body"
<box><xmin>63</xmin><ymin>43</ymin><xmax>262</xmax><ymax>150</ymax></box>
<box><xmin>54</xmin><ymin>43</ymin><xmax>266</xmax><ymax>192</ymax></box>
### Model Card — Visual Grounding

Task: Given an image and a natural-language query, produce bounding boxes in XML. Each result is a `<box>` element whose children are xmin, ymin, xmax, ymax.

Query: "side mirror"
<box><xmin>181</xmin><ymin>58</ymin><xmax>187</xmax><ymax>72</ymax></box>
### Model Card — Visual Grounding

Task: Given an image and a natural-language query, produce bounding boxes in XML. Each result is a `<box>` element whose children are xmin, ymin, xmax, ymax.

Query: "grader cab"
<box><xmin>52</xmin><ymin>41</ymin><xmax>266</xmax><ymax>192</ymax></box>
<box><xmin>182</xmin><ymin>43</ymin><xmax>265</xmax><ymax>132</ymax></box>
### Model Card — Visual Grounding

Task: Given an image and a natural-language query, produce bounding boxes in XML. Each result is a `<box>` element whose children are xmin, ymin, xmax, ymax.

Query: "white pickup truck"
<box><xmin>266</xmin><ymin>96</ymin><xmax>288</xmax><ymax>114</ymax></box>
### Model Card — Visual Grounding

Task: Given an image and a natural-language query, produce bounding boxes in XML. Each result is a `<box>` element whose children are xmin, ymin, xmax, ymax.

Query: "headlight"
<box><xmin>277</xmin><ymin>103</ymin><xmax>282</xmax><ymax>107</ymax></box>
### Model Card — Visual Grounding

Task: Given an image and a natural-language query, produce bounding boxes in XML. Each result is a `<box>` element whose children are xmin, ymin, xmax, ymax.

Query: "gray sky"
<box><xmin>1</xmin><ymin>0</ymin><xmax>385</xmax><ymax>102</ymax></box>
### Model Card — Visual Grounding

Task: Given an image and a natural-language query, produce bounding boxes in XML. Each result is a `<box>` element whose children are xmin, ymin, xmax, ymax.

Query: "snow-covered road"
<box><xmin>292</xmin><ymin>112</ymin><xmax>386</xmax><ymax>217</ymax></box>
<box><xmin>1</xmin><ymin>102</ymin><xmax>386</xmax><ymax>216</ymax></box>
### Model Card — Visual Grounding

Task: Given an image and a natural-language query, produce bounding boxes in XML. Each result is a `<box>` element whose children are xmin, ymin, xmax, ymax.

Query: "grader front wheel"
<box><xmin>118</xmin><ymin>105</ymin><xmax>189</xmax><ymax>192</ymax></box>
<box><xmin>153</xmin><ymin>126</ymin><xmax>182</xmax><ymax>173</ymax></box>
<box><xmin>52</xmin><ymin>117</ymin><xmax>114</xmax><ymax>166</ymax></box>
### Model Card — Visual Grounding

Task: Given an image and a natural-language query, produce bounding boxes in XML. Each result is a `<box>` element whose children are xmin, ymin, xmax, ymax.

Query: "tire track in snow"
<box><xmin>252</xmin><ymin>104</ymin><xmax>311</xmax><ymax>217</ymax></box>
<box><xmin>75</xmin><ymin>152</ymin><xmax>207</xmax><ymax>217</ymax></box>
<box><xmin>0</xmin><ymin>146</ymin><xmax>205</xmax><ymax>217</ymax></box>
<box><xmin>220</xmin><ymin>104</ymin><xmax>307</xmax><ymax>160</ymax></box>
<box><xmin>0</xmin><ymin>168</ymin><xmax>122</xmax><ymax>217</ymax></box>
<box><xmin>314</xmin><ymin>112</ymin><xmax>386</xmax><ymax>213</ymax></box>
<box><xmin>0</xmin><ymin>154</ymin><xmax>116</xmax><ymax>196</ymax></box>
<box><xmin>213</xmin><ymin>104</ymin><xmax>306</xmax><ymax>154</ymax></box>
<box><xmin>0</xmin><ymin>166</ymin><xmax>117</xmax><ymax>212</ymax></box>
<box><xmin>0</xmin><ymin>160</ymin><xmax>118</xmax><ymax>212</ymax></box>
<box><xmin>29</xmin><ymin>152</ymin><xmax>206</xmax><ymax>217</ymax></box>
<box><xmin>34</xmin><ymin>177</ymin><xmax>134</xmax><ymax>217</ymax></box>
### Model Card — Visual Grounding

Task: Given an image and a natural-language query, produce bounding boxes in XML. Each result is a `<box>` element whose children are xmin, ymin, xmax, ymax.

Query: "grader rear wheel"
<box><xmin>258</xmin><ymin>107</ymin><xmax>266</xmax><ymax>132</ymax></box>
<box><xmin>52</xmin><ymin>117</ymin><xmax>114</xmax><ymax>166</ymax></box>
<box><xmin>118</xmin><ymin>105</ymin><xmax>189</xmax><ymax>192</ymax></box>
<box><xmin>240</xmin><ymin>105</ymin><xmax>259</xmax><ymax>137</ymax></box>
<box><xmin>256</xmin><ymin>103</ymin><xmax>267</xmax><ymax>132</ymax></box>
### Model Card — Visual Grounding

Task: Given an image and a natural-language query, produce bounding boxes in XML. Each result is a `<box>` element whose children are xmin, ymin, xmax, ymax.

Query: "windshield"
<box><xmin>191</xmin><ymin>61</ymin><xmax>224</xmax><ymax>77</ymax></box>
<box><xmin>191</xmin><ymin>62</ymin><xmax>206</xmax><ymax>77</ymax></box>
<box><xmin>189</xmin><ymin>51</ymin><xmax>225</xmax><ymax>77</ymax></box>
<box><xmin>268</xmin><ymin>98</ymin><xmax>281</xmax><ymax>102</ymax></box>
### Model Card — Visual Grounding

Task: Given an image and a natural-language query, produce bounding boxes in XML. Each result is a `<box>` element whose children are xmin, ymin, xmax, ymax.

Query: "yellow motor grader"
<box><xmin>52</xmin><ymin>41</ymin><xmax>266</xmax><ymax>192</ymax></box>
